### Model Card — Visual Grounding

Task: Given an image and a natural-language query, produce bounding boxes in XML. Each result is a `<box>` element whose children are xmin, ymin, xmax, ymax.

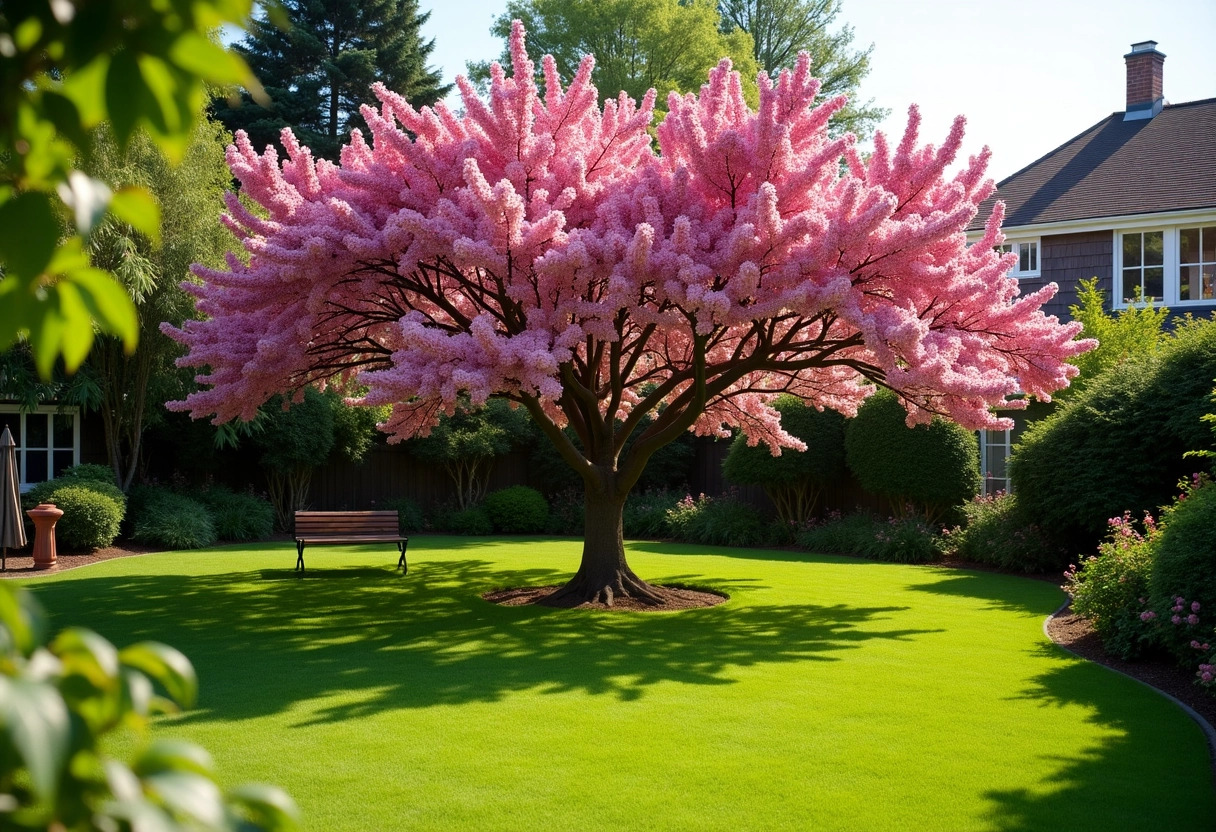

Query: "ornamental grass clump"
<box><xmin>197</xmin><ymin>485</ymin><xmax>275</xmax><ymax>542</ymax></box>
<box><xmin>798</xmin><ymin>511</ymin><xmax>944</xmax><ymax>563</ymax></box>
<box><xmin>131</xmin><ymin>489</ymin><xmax>218</xmax><ymax>549</ymax></box>
<box><xmin>664</xmin><ymin>491</ymin><xmax>778</xmax><ymax>547</ymax></box>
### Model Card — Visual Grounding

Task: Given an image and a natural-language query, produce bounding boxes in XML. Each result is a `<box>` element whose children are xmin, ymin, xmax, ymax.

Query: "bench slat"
<box><xmin>293</xmin><ymin>511</ymin><xmax>408</xmax><ymax>575</ymax></box>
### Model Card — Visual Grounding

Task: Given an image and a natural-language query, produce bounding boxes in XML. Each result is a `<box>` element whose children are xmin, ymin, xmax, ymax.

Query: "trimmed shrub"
<box><xmin>722</xmin><ymin>394</ymin><xmax>847</xmax><ymax>525</ymax></box>
<box><xmin>56</xmin><ymin>463</ymin><xmax>119</xmax><ymax>485</ymax></box>
<box><xmin>444</xmin><ymin>505</ymin><xmax>493</xmax><ymax>536</ymax></box>
<box><xmin>131</xmin><ymin>489</ymin><xmax>217</xmax><ymax>549</ymax></box>
<box><xmin>1063</xmin><ymin>511</ymin><xmax>1158</xmax><ymax>660</ymax></box>
<box><xmin>381</xmin><ymin>497</ymin><xmax>425</xmax><ymax>535</ymax></box>
<box><xmin>36</xmin><ymin>485</ymin><xmax>124</xmax><ymax>550</ymax></box>
<box><xmin>196</xmin><ymin>485</ymin><xmax>275</xmax><ymax>542</ymax></box>
<box><xmin>623</xmin><ymin>488</ymin><xmax>683</xmax><ymax>538</ymax></box>
<box><xmin>484</xmin><ymin>485</ymin><xmax>549</xmax><ymax>534</ymax></box>
<box><xmin>845</xmin><ymin>389</ymin><xmax>980</xmax><ymax>523</ymax></box>
<box><xmin>1011</xmin><ymin>317</ymin><xmax>1216</xmax><ymax>550</ymax></box>
<box><xmin>665</xmin><ymin>492</ymin><xmax>778</xmax><ymax>547</ymax></box>
<box><xmin>1147</xmin><ymin>477</ymin><xmax>1216</xmax><ymax>655</ymax></box>
<box><xmin>944</xmin><ymin>493</ymin><xmax>1070</xmax><ymax>573</ymax></box>
<box><xmin>798</xmin><ymin>511</ymin><xmax>944</xmax><ymax>564</ymax></box>
<box><xmin>24</xmin><ymin>477</ymin><xmax>125</xmax><ymax>512</ymax></box>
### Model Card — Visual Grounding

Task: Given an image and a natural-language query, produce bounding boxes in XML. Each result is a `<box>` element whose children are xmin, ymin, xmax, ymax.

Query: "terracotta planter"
<box><xmin>26</xmin><ymin>503</ymin><xmax>64</xmax><ymax>570</ymax></box>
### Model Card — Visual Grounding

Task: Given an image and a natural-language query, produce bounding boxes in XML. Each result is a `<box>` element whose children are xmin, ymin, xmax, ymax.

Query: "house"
<box><xmin>967</xmin><ymin>40</ymin><xmax>1216</xmax><ymax>493</ymax></box>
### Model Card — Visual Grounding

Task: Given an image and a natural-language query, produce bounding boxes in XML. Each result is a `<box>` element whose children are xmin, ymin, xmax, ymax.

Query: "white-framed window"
<box><xmin>0</xmin><ymin>406</ymin><xmax>81</xmax><ymax>492</ymax></box>
<box><xmin>978</xmin><ymin>428</ymin><xmax>1012</xmax><ymax>496</ymax></box>
<box><xmin>1115</xmin><ymin>223</ymin><xmax>1216</xmax><ymax>307</ymax></box>
<box><xmin>997</xmin><ymin>239</ymin><xmax>1040</xmax><ymax>277</ymax></box>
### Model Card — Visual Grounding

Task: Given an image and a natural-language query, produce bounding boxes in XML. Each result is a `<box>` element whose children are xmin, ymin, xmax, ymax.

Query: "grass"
<box><xmin>20</xmin><ymin>537</ymin><xmax>1216</xmax><ymax>831</ymax></box>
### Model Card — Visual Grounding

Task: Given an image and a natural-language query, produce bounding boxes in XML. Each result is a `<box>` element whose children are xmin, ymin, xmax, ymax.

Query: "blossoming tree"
<box><xmin>167</xmin><ymin>22</ymin><xmax>1090</xmax><ymax>605</ymax></box>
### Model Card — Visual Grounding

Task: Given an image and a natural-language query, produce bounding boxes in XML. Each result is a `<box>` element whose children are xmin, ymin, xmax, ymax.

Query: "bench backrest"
<box><xmin>294</xmin><ymin>510</ymin><xmax>399</xmax><ymax>536</ymax></box>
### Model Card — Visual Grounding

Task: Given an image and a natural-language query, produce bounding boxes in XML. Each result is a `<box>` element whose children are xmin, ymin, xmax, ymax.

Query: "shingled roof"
<box><xmin>968</xmin><ymin>97</ymin><xmax>1216</xmax><ymax>232</ymax></box>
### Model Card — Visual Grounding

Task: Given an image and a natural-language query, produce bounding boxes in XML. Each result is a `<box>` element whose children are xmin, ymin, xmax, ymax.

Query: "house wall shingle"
<box><xmin>1026</xmin><ymin>230</ymin><xmax>1113</xmax><ymax>320</ymax></box>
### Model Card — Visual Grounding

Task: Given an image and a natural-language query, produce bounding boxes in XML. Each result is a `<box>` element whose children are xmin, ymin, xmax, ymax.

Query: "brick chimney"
<box><xmin>1124</xmin><ymin>40</ymin><xmax>1165</xmax><ymax>121</ymax></box>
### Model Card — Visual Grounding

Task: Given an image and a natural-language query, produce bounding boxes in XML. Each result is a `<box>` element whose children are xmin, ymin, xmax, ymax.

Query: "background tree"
<box><xmin>717</xmin><ymin>0</ymin><xmax>884</xmax><ymax>138</ymax></box>
<box><xmin>214</xmin><ymin>0</ymin><xmax>451</xmax><ymax>161</ymax></box>
<box><xmin>83</xmin><ymin>115</ymin><xmax>235</xmax><ymax>492</ymax></box>
<box><xmin>252</xmin><ymin>388</ymin><xmax>383</xmax><ymax>529</ymax></box>
<box><xmin>408</xmin><ymin>399</ymin><xmax>533</xmax><ymax>510</ymax></box>
<box><xmin>723</xmin><ymin>394</ymin><xmax>846</xmax><ymax>525</ymax></box>
<box><xmin>0</xmin><ymin>0</ymin><xmax>261</xmax><ymax>376</ymax></box>
<box><xmin>470</xmin><ymin>0</ymin><xmax>760</xmax><ymax>106</ymax></box>
<box><xmin>168</xmin><ymin>24</ymin><xmax>1090</xmax><ymax>606</ymax></box>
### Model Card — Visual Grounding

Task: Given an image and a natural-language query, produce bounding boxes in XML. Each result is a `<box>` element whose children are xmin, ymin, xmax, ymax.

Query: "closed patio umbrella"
<box><xmin>1</xmin><ymin>425</ymin><xmax>27</xmax><ymax>571</ymax></box>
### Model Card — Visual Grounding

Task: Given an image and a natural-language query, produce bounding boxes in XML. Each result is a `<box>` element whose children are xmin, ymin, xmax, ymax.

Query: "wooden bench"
<box><xmin>293</xmin><ymin>511</ymin><xmax>408</xmax><ymax>574</ymax></box>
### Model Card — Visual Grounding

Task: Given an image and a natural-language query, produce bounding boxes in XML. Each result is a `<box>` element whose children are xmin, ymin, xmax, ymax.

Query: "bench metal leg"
<box><xmin>397</xmin><ymin>538</ymin><xmax>408</xmax><ymax>575</ymax></box>
<box><xmin>296</xmin><ymin>541</ymin><xmax>305</xmax><ymax>573</ymax></box>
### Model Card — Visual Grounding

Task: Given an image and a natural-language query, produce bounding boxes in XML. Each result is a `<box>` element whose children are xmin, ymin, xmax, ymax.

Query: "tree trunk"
<box><xmin>540</xmin><ymin>479</ymin><xmax>673</xmax><ymax>607</ymax></box>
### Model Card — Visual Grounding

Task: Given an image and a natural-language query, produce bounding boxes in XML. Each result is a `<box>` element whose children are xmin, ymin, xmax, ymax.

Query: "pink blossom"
<box><xmin>1172</xmin><ymin>615</ymin><xmax>1182</xmax><ymax>625</ymax></box>
<box><xmin>162</xmin><ymin>20</ymin><xmax>1093</xmax><ymax>555</ymax></box>
<box><xmin>1193</xmin><ymin>601</ymin><xmax>1201</xmax><ymax>612</ymax></box>
<box><xmin>1187</xmin><ymin>614</ymin><xmax>1200</xmax><ymax>626</ymax></box>
<box><xmin>1140</xmin><ymin>611</ymin><xmax>1157</xmax><ymax>622</ymax></box>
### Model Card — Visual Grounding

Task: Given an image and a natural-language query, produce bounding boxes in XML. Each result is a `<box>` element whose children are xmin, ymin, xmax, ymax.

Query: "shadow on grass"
<box><xmin>28</xmin><ymin>554</ymin><xmax>931</xmax><ymax>723</ymax></box>
<box><xmin>904</xmin><ymin>571</ymin><xmax>1063</xmax><ymax>616</ymax></box>
<box><xmin>983</xmin><ymin>645</ymin><xmax>1216</xmax><ymax>830</ymax></box>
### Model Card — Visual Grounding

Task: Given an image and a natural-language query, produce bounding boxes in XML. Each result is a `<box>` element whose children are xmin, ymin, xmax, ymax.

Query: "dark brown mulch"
<box><xmin>1046</xmin><ymin>604</ymin><xmax>1216</xmax><ymax>730</ymax></box>
<box><xmin>483</xmin><ymin>584</ymin><xmax>728</xmax><ymax>611</ymax></box>
<box><xmin>0</xmin><ymin>543</ymin><xmax>165</xmax><ymax>577</ymax></box>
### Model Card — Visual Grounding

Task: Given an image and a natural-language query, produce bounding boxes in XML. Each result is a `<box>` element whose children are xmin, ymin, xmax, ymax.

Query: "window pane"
<box><xmin>1144</xmin><ymin>266</ymin><xmax>1164</xmax><ymax>300</ymax></box>
<box><xmin>1181</xmin><ymin>228</ymin><xmax>1200</xmax><ymax>263</ymax></box>
<box><xmin>1181</xmin><ymin>265</ymin><xmax>1195</xmax><ymax>300</ymax></box>
<box><xmin>26</xmin><ymin>451</ymin><xmax>48</xmax><ymax>484</ymax></box>
<box><xmin>1123</xmin><ymin>233</ymin><xmax>1142</xmax><ymax>267</ymax></box>
<box><xmin>1027</xmin><ymin>242</ymin><xmax>1038</xmax><ymax>272</ymax></box>
<box><xmin>26</xmin><ymin>414</ymin><xmax>48</xmax><ymax>449</ymax></box>
<box><xmin>1204</xmin><ymin>267</ymin><xmax>1215</xmax><ymax>301</ymax></box>
<box><xmin>53</xmin><ymin>450</ymin><xmax>75</xmax><ymax>478</ymax></box>
<box><xmin>1</xmin><ymin>416</ymin><xmax>18</xmax><ymax>448</ymax></box>
<box><xmin>1204</xmin><ymin>227</ymin><xmax>1216</xmax><ymax>263</ymax></box>
<box><xmin>53</xmin><ymin>414</ymin><xmax>74</xmax><ymax>448</ymax></box>
<box><xmin>1144</xmin><ymin>231</ymin><xmax>1164</xmax><ymax>266</ymax></box>
<box><xmin>1019</xmin><ymin>245</ymin><xmax>1030</xmax><ymax>273</ymax></box>
<box><xmin>1123</xmin><ymin>267</ymin><xmax>1141</xmax><ymax>303</ymax></box>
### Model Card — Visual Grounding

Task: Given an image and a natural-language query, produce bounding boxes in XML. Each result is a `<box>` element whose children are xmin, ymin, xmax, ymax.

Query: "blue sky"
<box><xmin>420</xmin><ymin>0</ymin><xmax>1216</xmax><ymax>181</ymax></box>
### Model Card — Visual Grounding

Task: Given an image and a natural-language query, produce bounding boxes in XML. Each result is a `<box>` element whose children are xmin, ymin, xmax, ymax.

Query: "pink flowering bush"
<box><xmin>1063</xmin><ymin>510</ymin><xmax>1158</xmax><ymax>660</ymax></box>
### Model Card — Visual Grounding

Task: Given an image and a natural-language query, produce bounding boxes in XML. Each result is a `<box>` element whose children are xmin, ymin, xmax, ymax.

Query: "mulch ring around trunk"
<box><xmin>483</xmin><ymin>584</ymin><xmax>728</xmax><ymax>611</ymax></box>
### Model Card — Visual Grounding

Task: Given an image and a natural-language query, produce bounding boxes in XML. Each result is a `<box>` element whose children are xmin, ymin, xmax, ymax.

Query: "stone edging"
<box><xmin>1043</xmin><ymin>600</ymin><xmax>1216</xmax><ymax>786</ymax></box>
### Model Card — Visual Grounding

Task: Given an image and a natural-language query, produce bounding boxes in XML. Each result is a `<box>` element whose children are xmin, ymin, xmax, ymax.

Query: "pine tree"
<box><xmin>214</xmin><ymin>0</ymin><xmax>451</xmax><ymax>160</ymax></box>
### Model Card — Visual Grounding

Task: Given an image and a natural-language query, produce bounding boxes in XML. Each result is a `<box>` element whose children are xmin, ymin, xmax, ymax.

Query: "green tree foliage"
<box><xmin>214</xmin><ymin>0</ymin><xmax>451</xmax><ymax>161</ymax></box>
<box><xmin>844</xmin><ymin>389</ymin><xmax>980</xmax><ymax>523</ymax></box>
<box><xmin>82</xmin><ymin>115</ymin><xmax>235</xmax><ymax>492</ymax></box>
<box><xmin>722</xmin><ymin>394</ymin><xmax>846</xmax><ymax>524</ymax></box>
<box><xmin>717</xmin><ymin>0</ymin><xmax>884</xmax><ymax>137</ymax></box>
<box><xmin>0</xmin><ymin>582</ymin><xmax>298</xmax><ymax>831</ymax></box>
<box><xmin>1147</xmin><ymin>479</ymin><xmax>1216</xmax><ymax>651</ymax></box>
<box><xmin>408</xmin><ymin>399</ymin><xmax>533</xmax><ymax>510</ymax></box>
<box><xmin>0</xmin><ymin>0</ymin><xmax>261</xmax><ymax>376</ymax></box>
<box><xmin>1062</xmin><ymin>277</ymin><xmax>1168</xmax><ymax>400</ymax></box>
<box><xmin>472</xmin><ymin>0</ymin><xmax>760</xmax><ymax>108</ymax></box>
<box><xmin>1011</xmin><ymin>318</ymin><xmax>1216</xmax><ymax>551</ymax></box>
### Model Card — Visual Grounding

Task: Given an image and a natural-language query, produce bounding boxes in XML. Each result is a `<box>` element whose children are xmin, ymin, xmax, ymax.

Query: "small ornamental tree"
<box><xmin>723</xmin><ymin>393</ymin><xmax>846</xmax><ymax>525</ymax></box>
<box><xmin>167</xmin><ymin>22</ymin><xmax>1090</xmax><ymax>606</ymax></box>
<box><xmin>408</xmin><ymin>398</ymin><xmax>533</xmax><ymax>509</ymax></box>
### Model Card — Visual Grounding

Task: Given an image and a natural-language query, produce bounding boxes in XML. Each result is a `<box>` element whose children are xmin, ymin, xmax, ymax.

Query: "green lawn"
<box><xmin>20</xmin><ymin>538</ymin><xmax>1216</xmax><ymax>831</ymax></box>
